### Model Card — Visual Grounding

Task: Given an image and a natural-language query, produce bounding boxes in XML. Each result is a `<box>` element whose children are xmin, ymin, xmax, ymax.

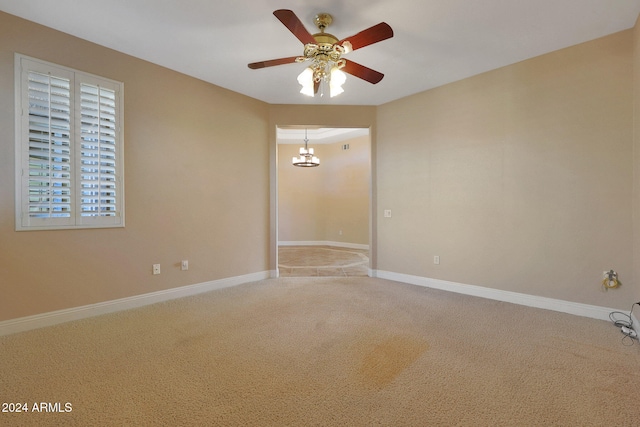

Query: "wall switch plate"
<box><xmin>434</xmin><ymin>256</ymin><xmax>440</xmax><ymax>265</ymax></box>
<box><xmin>181</xmin><ymin>260</ymin><xmax>189</xmax><ymax>271</ymax></box>
<box><xmin>384</xmin><ymin>209</ymin><xmax>392</xmax><ymax>218</ymax></box>
<box><xmin>153</xmin><ymin>264</ymin><xmax>161</xmax><ymax>275</ymax></box>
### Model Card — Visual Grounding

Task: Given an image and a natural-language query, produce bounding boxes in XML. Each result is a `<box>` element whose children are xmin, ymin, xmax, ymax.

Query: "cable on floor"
<box><xmin>609</xmin><ymin>302</ymin><xmax>639</xmax><ymax>346</ymax></box>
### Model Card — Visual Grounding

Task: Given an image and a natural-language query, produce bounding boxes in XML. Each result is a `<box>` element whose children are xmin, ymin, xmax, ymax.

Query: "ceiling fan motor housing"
<box><xmin>300</xmin><ymin>12</ymin><xmax>345</xmax><ymax>72</ymax></box>
<box><xmin>311</xmin><ymin>13</ymin><xmax>339</xmax><ymax>48</ymax></box>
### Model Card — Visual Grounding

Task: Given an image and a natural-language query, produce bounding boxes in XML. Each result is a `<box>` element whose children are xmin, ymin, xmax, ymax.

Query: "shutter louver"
<box><xmin>80</xmin><ymin>84</ymin><xmax>118</xmax><ymax>217</ymax></box>
<box><xmin>27</xmin><ymin>71</ymin><xmax>72</xmax><ymax>218</ymax></box>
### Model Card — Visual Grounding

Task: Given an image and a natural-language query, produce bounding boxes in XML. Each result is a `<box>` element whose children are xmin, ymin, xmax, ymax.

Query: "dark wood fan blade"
<box><xmin>342</xmin><ymin>60</ymin><xmax>384</xmax><ymax>84</ymax></box>
<box><xmin>338</xmin><ymin>22</ymin><xmax>393</xmax><ymax>51</ymax></box>
<box><xmin>273</xmin><ymin>9</ymin><xmax>316</xmax><ymax>45</ymax></box>
<box><xmin>248</xmin><ymin>56</ymin><xmax>299</xmax><ymax>69</ymax></box>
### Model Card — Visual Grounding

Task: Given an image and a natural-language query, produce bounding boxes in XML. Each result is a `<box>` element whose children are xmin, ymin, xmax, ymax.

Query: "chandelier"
<box><xmin>295</xmin><ymin>13</ymin><xmax>350</xmax><ymax>98</ymax></box>
<box><xmin>292</xmin><ymin>129</ymin><xmax>320</xmax><ymax>167</ymax></box>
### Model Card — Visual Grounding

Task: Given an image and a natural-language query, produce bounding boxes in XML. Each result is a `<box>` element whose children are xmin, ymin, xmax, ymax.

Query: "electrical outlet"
<box><xmin>181</xmin><ymin>260</ymin><xmax>189</xmax><ymax>271</ymax></box>
<box><xmin>153</xmin><ymin>264</ymin><xmax>161</xmax><ymax>275</ymax></box>
<box><xmin>434</xmin><ymin>255</ymin><xmax>440</xmax><ymax>265</ymax></box>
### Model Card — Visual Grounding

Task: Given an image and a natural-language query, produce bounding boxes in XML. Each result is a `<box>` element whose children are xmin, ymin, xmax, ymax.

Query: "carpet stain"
<box><xmin>356</xmin><ymin>335</ymin><xmax>428</xmax><ymax>389</ymax></box>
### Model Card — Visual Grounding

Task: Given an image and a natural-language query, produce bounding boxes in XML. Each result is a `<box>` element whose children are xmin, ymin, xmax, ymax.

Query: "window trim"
<box><xmin>14</xmin><ymin>54</ymin><xmax>125</xmax><ymax>231</ymax></box>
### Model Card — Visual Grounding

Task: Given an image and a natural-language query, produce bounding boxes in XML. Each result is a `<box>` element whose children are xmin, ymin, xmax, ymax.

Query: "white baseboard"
<box><xmin>0</xmin><ymin>271</ymin><xmax>270</xmax><ymax>336</ymax></box>
<box><xmin>278</xmin><ymin>241</ymin><xmax>369</xmax><ymax>250</ymax></box>
<box><xmin>375</xmin><ymin>270</ymin><xmax>621</xmax><ymax>321</ymax></box>
<box><xmin>2</xmin><ymin>269</ymin><xmax>628</xmax><ymax>336</ymax></box>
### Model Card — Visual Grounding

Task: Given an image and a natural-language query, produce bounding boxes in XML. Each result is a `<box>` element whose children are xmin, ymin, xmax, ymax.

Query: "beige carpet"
<box><xmin>278</xmin><ymin>245</ymin><xmax>369</xmax><ymax>277</ymax></box>
<box><xmin>1</xmin><ymin>277</ymin><xmax>639</xmax><ymax>426</ymax></box>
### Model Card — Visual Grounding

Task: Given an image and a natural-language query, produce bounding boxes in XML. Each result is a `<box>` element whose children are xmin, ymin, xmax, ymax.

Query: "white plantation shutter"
<box><xmin>16</xmin><ymin>55</ymin><xmax>124</xmax><ymax>230</ymax></box>
<box><xmin>26</xmin><ymin>71</ymin><xmax>73</xmax><ymax>224</ymax></box>
<box><xmin>78</xmin><ymin>81</ymin><xmax>119</xmax><ymax>223</ymax></box>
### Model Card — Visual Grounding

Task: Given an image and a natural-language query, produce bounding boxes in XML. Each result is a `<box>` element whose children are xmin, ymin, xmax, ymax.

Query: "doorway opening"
<box><xmin>275</xmin><ymin>126</ymin><xmax>371</xmax><ymax>277</ymax></box>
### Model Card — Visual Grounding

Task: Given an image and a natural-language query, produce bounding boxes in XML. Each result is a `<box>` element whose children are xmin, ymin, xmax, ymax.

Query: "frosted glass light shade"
<box><xmin>330</xmin><ymin>67</ymin><xmax>346</xmax><ymax>97</ymax></box>
<box><xmin>297</xmin><ymin>68</ymin><xmax>314</xmax><ymax>97</ymax></box>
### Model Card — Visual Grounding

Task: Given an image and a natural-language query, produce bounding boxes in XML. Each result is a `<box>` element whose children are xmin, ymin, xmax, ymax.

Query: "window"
<box><xmin>15</xmin><ymin>54</ymin><xmax>124</xmax><ymax>230</ymax></box>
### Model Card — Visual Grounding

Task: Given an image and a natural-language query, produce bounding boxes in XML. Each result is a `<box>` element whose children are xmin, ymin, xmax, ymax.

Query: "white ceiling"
<box><xmin>1</xmin><ymin>1</ymin><xmax>639</xmax><ymax>106</ymax></box>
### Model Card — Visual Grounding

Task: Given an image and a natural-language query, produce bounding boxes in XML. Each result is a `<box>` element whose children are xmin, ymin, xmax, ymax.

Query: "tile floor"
<box><xmin>278</xmin><ymin>246</ymin><xmax>370</xmax><ymax>277</ymax></box>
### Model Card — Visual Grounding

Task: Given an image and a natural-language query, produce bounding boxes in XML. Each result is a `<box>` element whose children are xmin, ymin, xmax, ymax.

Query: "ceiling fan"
<box><xmin>248</xmin><ymin>9</ymin><xmax>393</xmax><ymax>97</ymax></box>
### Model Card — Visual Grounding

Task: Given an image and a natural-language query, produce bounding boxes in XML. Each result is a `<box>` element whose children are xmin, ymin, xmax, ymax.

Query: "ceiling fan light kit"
<box><xmin>295</xmin><ymin>12</ymin><xmax>347</xmax><ymax>97</ymax></box>
<box><xmin>248</xmin><ymin>9</ymin><xmax>393</xmax><ymax>98</ymax></box>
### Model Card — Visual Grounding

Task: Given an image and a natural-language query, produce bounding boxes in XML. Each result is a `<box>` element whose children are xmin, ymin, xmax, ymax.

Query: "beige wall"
<box><xmin>278</xmin><ymin>135</ymin><xmax>370</xmax><ymax>245</ymax></box>
<box><xmin>278</xmin><ymin>143</ymin><xmax>326</xmax><ymax>242</ymax></box>
<box><xmin>377</xmin><ymin>30</ymin><xmax>634</xmax><ymax>308</ymax></box>
<box><xmin>0</xmin><ymin>12</ymin><xmax>270</xmax><ymax>321</ymax></box>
